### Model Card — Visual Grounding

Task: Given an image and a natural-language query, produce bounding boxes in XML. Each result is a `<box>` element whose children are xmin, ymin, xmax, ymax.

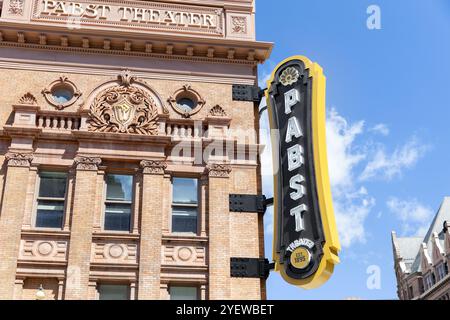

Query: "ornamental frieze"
<box><xmin>88</xmin><ymin>82</ymin><xmax>159</xmax><ymax>135</ymax></box>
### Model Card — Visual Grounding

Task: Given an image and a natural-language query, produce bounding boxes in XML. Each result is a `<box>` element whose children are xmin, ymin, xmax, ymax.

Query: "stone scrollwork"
<box><xmin>74</xmin><ymin>156</ymin><xmax>101</xmax><ymax>171</ymax></box>
<box><xmin>209</xmin><ymin>105</ymin><xmax>227</xmax><ymax>117</ymax></box>
<box><xmin>88</xmin><ymin>78</ymin><xmax>159</xmax><ymax>135</ymax></box>
<box><xmin>8</xmin><ymin>0</ymin><xmax>24</xmax><ymax>15</ymax></box>
<box><xmin>18</xmin><ymin>92</ymin><xmax>38</xmax><ymax>105</ymax></box>
<box><xmin>231</xmin><ymin>16</ymin><xmax>247</xmax><ymax>34</ymax></box>
<box><xmin>140</xmin><ymin>160</ymin><xmax>167</xmax><ymax>175</ymax></box>
<box><xmin>206</xmin><ymin>163</ymin><xmax>232</xmax><ymax>178</ymax></box>
<box><xmin>6</xmin><ymin>152</ymin><xmax>33</xmax><ymax>167</ymax></box>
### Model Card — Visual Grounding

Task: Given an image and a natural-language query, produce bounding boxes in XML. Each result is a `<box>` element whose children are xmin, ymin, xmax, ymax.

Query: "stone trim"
<box><xmin>74</xmin><ymin>156</ymin><xmax>102</xmax><ymax>171</ymax></box>
<box><xmin>206</xmin><ymin>163</ymin><xmax>232</xmax><ymax>178</ymax></box>
<box><xmin>5</xmin><ymin>152</ymin><xmax>33</xmax><ymax>167</ymax></box>
<box><xmin>140</xmin><ymin>160</ymin><xmax>167</xmax><ymax>175</ymax></box>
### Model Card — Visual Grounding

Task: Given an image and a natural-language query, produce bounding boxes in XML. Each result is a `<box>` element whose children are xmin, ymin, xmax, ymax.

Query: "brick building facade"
<box><xmin>392</xmin><ymin>198</ymin><xmax>450</xmax><ymax>300</ymax></box>
<box><xmin>0</xmin><ymin>0</ymin><xmax>272</xmax><ymax>300</ymax></box>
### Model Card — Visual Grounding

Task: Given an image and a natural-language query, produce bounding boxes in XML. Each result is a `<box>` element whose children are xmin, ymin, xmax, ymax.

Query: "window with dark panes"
<box><xmin>36</xmin><ymin>171</ymin><xmax>67</xmax><ymax>228</ymax></box>
<box><xmin>104</xmin><ymin>174</ymin><xmax>133</xmax><ymax>232</ymax></box>
<box><xmin>98</xmin><ymin>284</ymin><xmax>129</xmax><ymax>300</ymax></box>
<box><xmin>171</xmin><ymin>178</ymin><xmax>198</xmax><ymax>234</ymax></box>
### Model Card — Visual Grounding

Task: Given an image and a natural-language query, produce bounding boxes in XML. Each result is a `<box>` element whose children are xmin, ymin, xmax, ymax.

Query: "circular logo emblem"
<box><xmin>290</xmin><ymin>247</ymin><xmax>312</xmax><ymax>270</ymax></box>
<box><xmin>280</xmin><ymin>67</ymin><xmax>300</xmax><ymax>86</ymax></box>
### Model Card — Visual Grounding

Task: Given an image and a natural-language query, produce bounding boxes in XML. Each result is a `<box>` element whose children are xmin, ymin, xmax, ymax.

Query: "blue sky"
<box><xmin>256</xmin><ymin>0</ymin><xmax>450</xmax><ymax>299</ymax></box>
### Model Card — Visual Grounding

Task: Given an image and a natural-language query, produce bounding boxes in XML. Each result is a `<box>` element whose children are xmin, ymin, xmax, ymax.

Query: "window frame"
<box><xmin>170</xmin><ymin>177</ymin><xmax>200</xmax><ymax>235</ymax></box>
<box><xmin>102</xmin><ymin>173</ymin><xmax>135</xmax><ymax>233</ymax></box>
<box><xmin>33</xmin><ymin>170</ymin><xmax>68</xmax><ymax>230</ymax></box>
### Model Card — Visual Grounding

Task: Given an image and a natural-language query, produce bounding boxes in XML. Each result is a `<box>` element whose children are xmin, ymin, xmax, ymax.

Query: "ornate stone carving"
<box><xmin>209</xmin><ymin>105</ymin><xmax>227</xmax><ymax>117</ymax></box>
<box><xmin>18</xmin><ymin>92</ymin><xmax>38</xmax><ymax>105</ymax></box>
<box><xmin>118</xmin><ymin>69</ymin><xmax>136</xmax><ymax>87</ymax></box>
<box><xmin>88</xmin><ymin>77</ymin><xmax>159</xmax><ymax>135</ymax></box>
<box><xmin>231</xmin><ymin>16</ymin><xmax>247</xmax><ymax>34</ymax></box>
<box><xmin>206</xmin><ymin>163</ymin><xmax>232</xmax><ymax>178</ymax></box>
<box><xmin>140</xmin><ymin>160</ymin><xmax>167</xmax><ymax>175</ymax></box>
<box><xmin>6</xmin><ymin>152</ymin><xmax>33</xmax><ymax>167</ymax></box>
<box><xmin>74</xmin><ymin>156</ymin><xmax>101</xmax><ymax>171</ymax></box>
<box><xmin>92</xmin><ymin>242</ymin><xmax>137</xmax><ymax>264</ymax></box>
<box><xmin>163</xmin><ymin>245</ymin><xmax>206</xmax><ymax>265</ymax></box>
<box><xmin>42</xmin><ymin>75</ymin><xmax>82</xmax><ymax>110</ymax></box>
<box><xmin>20</xmin><ymin>240</ymin><xmax>68</xmax><ymax>261</ymax></box>
<box><xmin>167</xmin><ymin>84</ymin><xmax>206</xmax><ymax>118</ymax></box>
<box><xmin>8</xmin><ymin>0</ymin><xmax>24</xmax><ymax>15</ymax></box>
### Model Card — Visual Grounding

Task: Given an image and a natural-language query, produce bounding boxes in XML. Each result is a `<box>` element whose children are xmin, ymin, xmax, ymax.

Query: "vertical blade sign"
<box><xmin>266</xmin><ymin>56</ymin><xmax>340</xmax><ymax>289</ymax></box>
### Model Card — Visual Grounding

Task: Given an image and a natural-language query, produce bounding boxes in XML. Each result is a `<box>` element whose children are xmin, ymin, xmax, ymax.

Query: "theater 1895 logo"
<box><xmin>266</xmin><ymin>56</ymin><xmax>340</xmax><ymax>289</ymax></box>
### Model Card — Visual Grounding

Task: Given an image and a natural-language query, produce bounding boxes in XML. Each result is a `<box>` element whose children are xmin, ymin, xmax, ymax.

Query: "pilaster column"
<box><xmin>206</xmin><ymin>163</ymin><xmax>232</xmax><ymax>300</ymax></box>
<box><xmin>0</xmin><ymin>152</ymin><xmax>33</xmax><ymax>300</ymax></box>
<box><xmin>137</xmin><ymin>160</ymin><xmax>166</xmax><ymax>300</ymax></box>
<box><xmin>64</xmin><ymin>156</ymin><xmax>101</xmax><ymax>300</ymax></box>
<box><xmin>57</xmin><ymin>279</ymin><xmax>64</xmax><ymax>300</ymax></box>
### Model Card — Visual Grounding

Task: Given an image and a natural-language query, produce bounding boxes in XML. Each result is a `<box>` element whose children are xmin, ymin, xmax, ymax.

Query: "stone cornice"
<box><xmin>0</xmin><ymin>24</ymin><xmax>272</xmax><ymax>64</ymax></box>
<box><xmin>74</xmin><ymin>156</ymin><xmax>102</xmax><ymax>171</ymax></box>
<box><xmin>140</xmin><ymin>159</ymin><xmax>167</xmax><ymax>175</ymax></box>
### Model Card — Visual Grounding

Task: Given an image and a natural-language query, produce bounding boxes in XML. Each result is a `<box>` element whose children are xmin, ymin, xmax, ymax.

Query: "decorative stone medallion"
<box><xmin>37</xmin><ymin>242</ymin><xmax>54</xmax><ymax>256</ymax></box>
<box><xmin>177</xmin><ymin>247</ymin><xmax>193</xmax><ymax>262</ymax></box>
<box><xmin>108</xmin><ymin>244</ymin><xmax>125</xmax><ymax>259</ymax></box>
<box><xmin>88</xmin><ymin>82</ymin><xmax>159</xmax><ymax>135</ymax></box>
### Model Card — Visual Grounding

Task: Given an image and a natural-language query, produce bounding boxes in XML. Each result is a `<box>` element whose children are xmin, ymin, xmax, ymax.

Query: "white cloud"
<box><xmin>370</xmin><ymin>123</ymin><xmax>390</xmax><ymax>136</ymax></box>
<box><xmin>326</xmin><ymin>108</ymin><xmax>374</xmax><ymax>247</ymax></box>
<box><xmin>326</xmin><ymin>108</ymin><xmax>365</xmax><ymax>191</ymax></box>
<box><xmin>360</xmin><ymin>138</ymin><xmax>428</xmax><ymax>181</ymax></box>
<box><xmin>386</xmin><ymin>197</ymin><xmax>434</xmax><ymax>237</ymax></box>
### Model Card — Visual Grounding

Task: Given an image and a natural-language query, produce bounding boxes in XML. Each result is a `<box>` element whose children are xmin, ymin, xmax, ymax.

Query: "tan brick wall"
<box><xmin>138</xmin><ymin>167</ymin><xmax>164</xmax><ymax>299</ymax></box>
<box><xmin>0</xmin><ymin>164</ymin><xmax>31</xmax><ymax>299</ymax></box>
<box><xmin>208</xmin><ymin>172</ymin><xmax>231</xmax><ymax>300</ymax></box>
<box><xmin>64</xmin><ymin>166</ymin><xmax>99</xmax><ymax>300</ymax></box>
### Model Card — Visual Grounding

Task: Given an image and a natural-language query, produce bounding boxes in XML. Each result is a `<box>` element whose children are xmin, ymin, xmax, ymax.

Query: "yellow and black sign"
<box><xmin>265</xmin><ymin>56</ymin><xmax>340</xmax><ymax>289</ymax></box>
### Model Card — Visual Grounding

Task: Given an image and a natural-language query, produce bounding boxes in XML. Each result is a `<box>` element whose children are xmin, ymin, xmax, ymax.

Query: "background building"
<box><xmin>0</xmin><ymin>0</ymin><xmax>272</xmax><ymax>299</ymax></box>
<box><xmin>391</xmin><ymin>198</ymin><xmax>450</xmax><ymax>300</ymax></box>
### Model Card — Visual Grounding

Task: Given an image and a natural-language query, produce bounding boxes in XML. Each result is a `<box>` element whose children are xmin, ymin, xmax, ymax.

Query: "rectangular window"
<box><xmin>424</xmin><ymin>273</ymin><xmax>434</xmax><ymax>290</ymax></box>
<box><xmin>171</xmin><ymin>178</ymin><xmax>198</xmax><ymax>234</ymax></box>
<box><xmin>36</xmin><ymin>171</ymin><xmax>67</xmax><ymax>228</ymax></box>
<box><xmin>436</xmin><ymin>263</ymin><xmax>447</xmax><ymax>281</ymax></box>
<box><xmin>98</xmin><ymin>284</ymin><xmax>129</xmax><ymax>300</ymax></box>
<box><xmin>104</xmin><ymin>174</ymin><xmax>133</xmax><ymax>232</ymax></box>
<box><xmin>170</xmin><ymin>286</ymin><xmax>198</xmax><ymax>300</ymax></box>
